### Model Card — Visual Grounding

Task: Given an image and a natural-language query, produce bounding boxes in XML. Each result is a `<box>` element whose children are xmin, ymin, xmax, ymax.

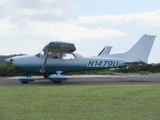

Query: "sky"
<box><xmin>0</xmin><ymin>0</ymin><xmax>160</xmax><ymax>63</ymax></box>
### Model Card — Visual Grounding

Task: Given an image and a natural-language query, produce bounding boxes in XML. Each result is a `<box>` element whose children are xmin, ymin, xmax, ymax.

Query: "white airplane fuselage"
<box><xmin>12</xmin><ymin>55</ymin><xmax>125</xmax><ymax>74</ymax></box>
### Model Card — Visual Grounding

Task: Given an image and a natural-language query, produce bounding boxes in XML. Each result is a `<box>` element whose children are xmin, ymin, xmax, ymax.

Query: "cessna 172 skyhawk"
<box><xmin>5</xmin><ymin>34</ymin><xmax>156</xmax><ymax>83</ymax></box>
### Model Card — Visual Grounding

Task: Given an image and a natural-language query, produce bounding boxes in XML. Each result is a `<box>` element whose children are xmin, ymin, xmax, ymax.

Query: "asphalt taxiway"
<box><xmin>0</xmin><ymin>74</ymin><xmax>160</xmax><ymax>87</ymax></box>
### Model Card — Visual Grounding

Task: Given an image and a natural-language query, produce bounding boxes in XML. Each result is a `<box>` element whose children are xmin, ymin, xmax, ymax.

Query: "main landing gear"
<box><xmin>19</xmin><ymin>71</ymin><xmax>68</xmax><ymax>84</ymax></box>
<box><xmin>44</xmin><ymin>74</ymin><xmax>50</xmax><ymax>79</ymax></box>
<box><xmin>43</xmin><ymin>74</ymin><xmax>64</xmax><ymax>83</ymax></box>
<box><xmin>48</xmin><ymin>71</ymin><xmax>68</xmax><ymax>83</ymax></box>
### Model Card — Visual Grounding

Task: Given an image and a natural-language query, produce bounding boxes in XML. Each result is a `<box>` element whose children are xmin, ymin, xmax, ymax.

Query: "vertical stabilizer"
<box><xmin>125</xmin><ymin>34</ymin><xmax>156</xmax><ymax>63</ymax></box>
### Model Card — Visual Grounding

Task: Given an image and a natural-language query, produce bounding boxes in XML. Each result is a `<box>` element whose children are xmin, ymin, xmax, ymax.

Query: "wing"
<box><xmin>43</xmin><ymin>41</ymin><xmax>76</xmax><ymax>53</ymax></box>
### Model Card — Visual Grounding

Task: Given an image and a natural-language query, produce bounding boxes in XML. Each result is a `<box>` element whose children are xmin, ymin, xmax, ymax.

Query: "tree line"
<box><xmin>0</xmin><ymin>63</ymin><xmax>160</xmax><ymax>76</ymax></box>
<box><xmin>0</xmin><ymin>54</ymin><xmax>26</xmax><ymax>65</ymax></box>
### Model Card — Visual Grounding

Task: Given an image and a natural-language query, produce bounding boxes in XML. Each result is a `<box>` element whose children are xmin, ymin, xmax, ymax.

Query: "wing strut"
<box><xmin>40</xmin><ymin>46</ymin><xmax>49</xmax><ymax>73</ymax></box>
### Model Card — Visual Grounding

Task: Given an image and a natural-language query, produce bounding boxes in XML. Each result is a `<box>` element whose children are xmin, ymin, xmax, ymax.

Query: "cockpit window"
<box><xmin>35</xmin><ymin>51</ymin><xmax>44</xmax><ymax>57</ymax></box>
<box><xmin>63</xmin><ymin>53</ymin><xmax>75</xmax><ymax>59</ymax></box>
<box><xmin>48</xmin><ymin>52</ymin><xmax>60</xmax><ymax>59</ymax></box>
<box><xmin>36</xmin><ymin>51</ymin><xmax>82</xmax><ymax>59</ymax></box>
<box><xmin>36</xmin><ymin>51</ymin><xmax>60</xmax><ymax>59</ymax></box>
<box><xmin>74</xmin><ymin>53</ymin><xmax>82</xmax><ymax>58</ymax></box>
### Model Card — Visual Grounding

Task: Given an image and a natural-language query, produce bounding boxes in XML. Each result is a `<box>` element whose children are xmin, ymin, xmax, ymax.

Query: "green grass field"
<box><xmin>0</xmin><ymin>85</ymin><xmax>160</xmax><ymax>120</ymax></box>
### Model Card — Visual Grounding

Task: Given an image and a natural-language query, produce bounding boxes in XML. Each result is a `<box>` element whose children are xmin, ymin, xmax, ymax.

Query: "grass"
<box><xmin>0</xmin><ymin>85</ymin><xmax>160</xmax><ymax>120</ymax></box>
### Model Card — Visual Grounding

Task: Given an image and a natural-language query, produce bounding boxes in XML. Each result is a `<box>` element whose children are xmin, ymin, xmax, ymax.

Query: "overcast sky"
<box><xmin>0</xmin><ymin>0</ymin><xmax>160</xmax><ymax>63</ymax></box>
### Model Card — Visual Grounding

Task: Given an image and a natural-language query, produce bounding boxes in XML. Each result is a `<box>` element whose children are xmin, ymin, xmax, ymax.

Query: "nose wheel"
<box><xmin>19</xmin><ymin>73</ymin><xmax>34</xmax><ymax>83</ymax></box>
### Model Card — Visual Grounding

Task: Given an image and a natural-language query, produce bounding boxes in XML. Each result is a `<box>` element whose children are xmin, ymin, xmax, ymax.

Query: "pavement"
<box><xmin>1</xmin><ymin>74</ymin><xmax>160</xmax><ymax>87</ymax></box>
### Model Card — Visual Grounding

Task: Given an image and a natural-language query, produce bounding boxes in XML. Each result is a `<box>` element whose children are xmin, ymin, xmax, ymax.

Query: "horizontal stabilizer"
<box><xmin>98</xmin><ymin>46</ymin><xmax>112</xmax><ymax>56</ymax></box>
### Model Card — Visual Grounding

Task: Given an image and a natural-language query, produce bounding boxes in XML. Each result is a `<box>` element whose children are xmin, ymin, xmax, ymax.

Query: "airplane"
<box><xmin>5</xmin><ymin>34</ymin><xmax>156</xmax><ymax>84</ymax></box>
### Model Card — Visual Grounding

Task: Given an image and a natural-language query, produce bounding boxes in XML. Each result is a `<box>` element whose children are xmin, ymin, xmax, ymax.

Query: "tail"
<box><xmin>124</xmin><ymin>34</ymin><xmax>156</xmax><ymax>64</ymax></box>
<box><xmin>101</xmin><ymin>34</ymin><xmax>156</xmax><ymax>65</ymax></box>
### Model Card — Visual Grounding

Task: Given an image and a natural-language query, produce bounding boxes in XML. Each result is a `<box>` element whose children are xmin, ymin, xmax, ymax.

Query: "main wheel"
<box><xmin>21</xmin><ymin>82</ymin><xmax>28</xmax><ymax>84</ymax></box>
<box><xmin>26</xmin><ymin>73</ymin><xmax>31</xmax><ymax>77</ymax></box>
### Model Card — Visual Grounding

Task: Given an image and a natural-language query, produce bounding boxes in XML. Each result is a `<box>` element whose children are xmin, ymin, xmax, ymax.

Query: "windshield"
<box><xmin>35</xmin><ymin>51</ymin><xmax>83</xmax><ymax>59</ymax></box>
<box><xmin>74</xmin><ymin>52</ymin><xmax>82</xmax><ymax>58</ymax></box>
<box><xmin>35</xmin><ymin>51</ymin><xmax>44</xmax><ymax>57</ymax></box>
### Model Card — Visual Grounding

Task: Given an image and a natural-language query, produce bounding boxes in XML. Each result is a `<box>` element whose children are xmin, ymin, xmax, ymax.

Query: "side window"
<box><xmin>63</xmin><ymin>53</ymin><xmax>75</xmax><ymax>59</ymax></box>
<box><xmin>48</xmin><ymin>52</ymin><xmax>60</xmax><ymax>59</ymax></box>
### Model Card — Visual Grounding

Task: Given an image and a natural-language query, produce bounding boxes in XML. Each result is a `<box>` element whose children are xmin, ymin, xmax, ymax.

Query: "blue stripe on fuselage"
<box><xmin>14</xmin><ymin>64</ymin><xmax>125</xmax><ymax>74</ymax></box>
